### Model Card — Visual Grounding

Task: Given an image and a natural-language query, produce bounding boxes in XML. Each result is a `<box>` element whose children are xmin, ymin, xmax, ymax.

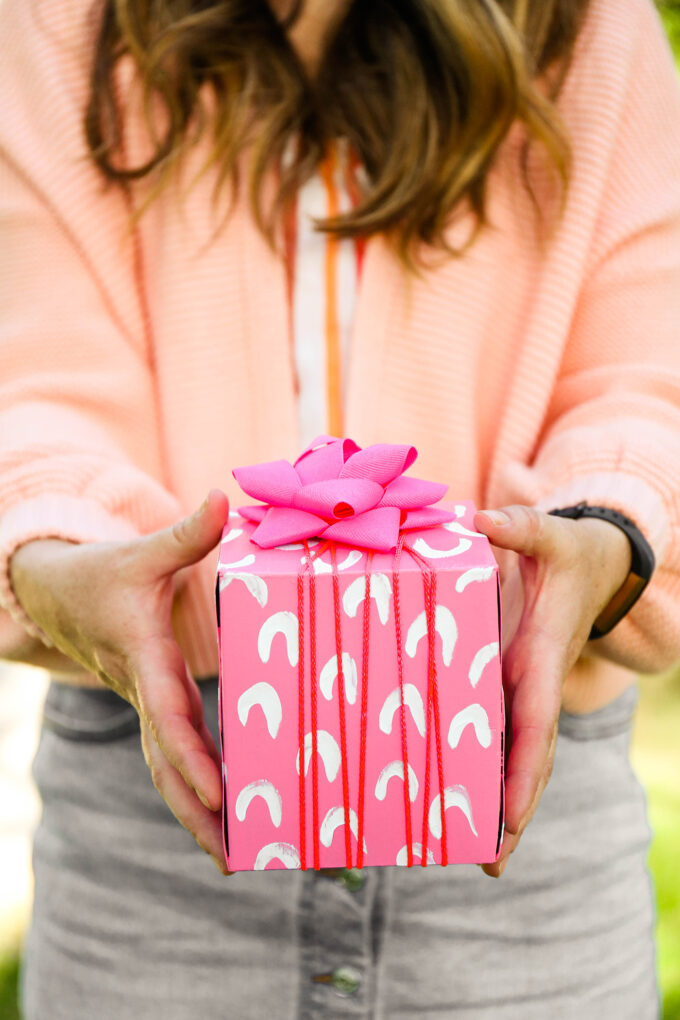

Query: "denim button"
<box><xmin>331</xmin><ymin>966</ymin><xmax>361</xmax><ymax>996</ymax></box>
<box><xmin>341</xmin><ymin>868</ymin><xmax>365</xmax><ymax>892</ymax></box>
<box><xmin>316</xmin><ymin>867</ymin><xmax>365</xmax><ymax>891</ymax></box>
<box><xmin>311</xmin><ymin>966</ymin><xmax>361</xmax><ymax>997</ymax></box>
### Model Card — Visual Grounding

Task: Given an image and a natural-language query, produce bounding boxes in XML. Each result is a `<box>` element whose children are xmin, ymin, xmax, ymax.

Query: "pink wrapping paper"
<box><xmin>216</xmin><ymin>501</ymin><xmax>504</xmax><ymax>871</ymax></box>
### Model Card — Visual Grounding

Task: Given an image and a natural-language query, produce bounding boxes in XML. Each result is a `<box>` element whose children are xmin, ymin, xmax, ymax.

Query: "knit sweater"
<box><xmin>1</xmin><ymin>0</ymin><xmax>680</xmax><ymax>685</ymax></box>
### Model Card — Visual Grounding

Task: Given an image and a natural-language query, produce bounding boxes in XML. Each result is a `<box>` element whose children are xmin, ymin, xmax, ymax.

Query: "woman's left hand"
<box><xmin>472</xmin><ymin>505</ymin><xmax>632</xmax><ymax>878</ymax></box>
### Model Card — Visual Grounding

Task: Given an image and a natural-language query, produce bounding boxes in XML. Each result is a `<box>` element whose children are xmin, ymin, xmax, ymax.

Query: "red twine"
<box><xmin>393</xmin><ymin>534</ymin><xmax>414</xmax><ymax>866</ymax></box>
<box><xmin>296</xmin><ymin>538</ymin><xmax>447</xmax><ymax>869</ymax></box>
<box><xmin>330</xmin><ymin>543</ymin><xmax>353</xmax><ymax>868</ymax></box>
<box><xmin>403</xmin><ymin>543</ymin><xmax>448</xmax><ymax>866</ymax></box>
<box><xmin>296</xmin><ymin>570</ymin><xmax>307</xmax><ymax>870</ymax></box>
<box><xmin>301</xmin><ymin>539</ymin><xmax>326</xmax><ymax>870</ymax></box>
<box><xmin>356</xmin><ymin>550</ymin><xmax>373</xmax><ymax>868</ymax></box>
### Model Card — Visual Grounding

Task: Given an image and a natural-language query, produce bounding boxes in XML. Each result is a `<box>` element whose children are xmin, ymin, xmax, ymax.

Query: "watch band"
<box><xmin>547</xmin><ymin>502</ymin><xmax>655</xmax><ymax>640</ymax></box>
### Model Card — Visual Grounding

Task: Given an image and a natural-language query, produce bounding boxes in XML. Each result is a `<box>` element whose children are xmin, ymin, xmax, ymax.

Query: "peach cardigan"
<box><xmin>1</xmin><ymin>0</ymin><xmax>680</xmax><ymax>685</ymax></box>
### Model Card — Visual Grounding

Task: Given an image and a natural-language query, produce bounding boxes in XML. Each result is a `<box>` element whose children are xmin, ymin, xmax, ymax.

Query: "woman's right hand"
<box><xmin>9</xmin><ymin>489</ymin><xmax>231</xmax><ymax>874</ymax></box>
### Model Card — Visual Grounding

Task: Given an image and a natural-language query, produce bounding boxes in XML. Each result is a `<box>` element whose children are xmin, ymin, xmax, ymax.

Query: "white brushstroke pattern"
<box><xmin>468</xmin><ymin>642</ymin><xmax>499</xmax><ymax>688</ymax></box>
<box><xmin>320</xmin><ymin>653</ymin><xmax>358</xmax><ymax>705</ymax></box>
<box><xmin>220</xmin><ymin>553</ymin><xmax>256</xmax><ymax>570</ymax></box>
<box><xmin>235</xmin><ymin>779</ymin><xmax>282</xmax><ymax>827</ymax></box>
<box><xmin>441</xmin><ymin>521</ymin><xmax>483</xmax><ymax>539</ymax></box>
<box><xmin>320</xmin><ymin>806</ymin><xmax>367</xmax><ymax>852</ymax></box>
<box><xmin>456</xmin><ymin>566</ymin><xmax>494</xmax><ymax>592</ymax></box>
<box><xmin>429</xmin><ymin>785</ymin><xmax>478</xmax><ymax>838</ymax></box>
<box><xmin>447</xmin><ymin>703</ymin><xmax>492</xmax><ymax>749</ymax></box>
<box><xmin>295</xmin><ymin>730</ymin><xmax>341</xmax><ymax>782</ymax></box>
<box><xmin>337</xmin><ymin>549</ymin><xmax>363</xmax><ymax>569</ymax></box>
<box><xmin>258</xmin><ymin>611</ymin><xmax>299</xmax><ymax>666</ymax></box>
<box><xmin>342</xmin><ymin>573</ymin><xmax>392</xmax><ymax>625</ymax></box>
<box><xmin>237</xmin><ymin>682</ymin><xmax>282</xmax><ymax>739</ymax></box>
<box><xmin>374</xmin><ymin>761</ymin><xmax>419</xmax><ymax>802</ymax></box>
<box><xmin>412</xmin><ymin>536</ymin><xmax>472</xmax><ymax>559</ymax></box>
<box><xmin>395</xmin><ymin>843</ymin><xmax>436</xmax><ymax>866</ymax></box>
<box><xmin>254</xmin><ymin>842</ymin><xmax>300</xmax><ymax>870</ymax></box>
<box><xmin>219</xmin><ymin>572</ymin><xmax>268</xmax><ymax>607</ymax></box>
<box><xmin>221</xmin><ymin>528</ymin><xmax>243</xmax><ymax>544</ymax></box>
<box><xmin>378</xmin><ymin>684</ymin><xmax>426</xmax><ymax>738</ymax></box>
<box><xmin>405</xmin><ymin>605</ymin><xmax>457</xmax><ymax>666</ymax></box>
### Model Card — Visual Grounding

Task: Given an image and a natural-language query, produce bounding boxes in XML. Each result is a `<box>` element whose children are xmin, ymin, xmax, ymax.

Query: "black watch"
<box><xmin>547</xmin><ymin>502</ymin><xmax>655</xmax><ymax>640</ymax></box>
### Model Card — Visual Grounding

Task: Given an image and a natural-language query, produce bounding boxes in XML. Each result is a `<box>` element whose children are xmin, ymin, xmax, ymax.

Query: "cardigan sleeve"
<box><xmin>0</xmin><ymin>0</ymin><xmax>182</xmax><ymax>650</ymax></box>
<box><xmin>504</xmin><ymin>0</ymin><xmax>680</xmax><ymax>674</ymax></box>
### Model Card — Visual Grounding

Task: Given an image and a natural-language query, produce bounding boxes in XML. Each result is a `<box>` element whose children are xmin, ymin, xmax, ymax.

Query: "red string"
<box><xmin>419</xmin><ymin>580</ymin><xmax>434</xmax><ymax>864</ymax></box>
<box><xmin>330</xmin><ymin>542</ymin><xmax>353</xmax><ymax>868</ymax></box>
<box><xmin>356</xmin><ymin>550</ymin><xmax>373</xmax><ymax>869</ymax></box>
<box><xmin>303</xmin><ymin>539</ymin><xmax>321</xmax><ymax>870</ymax></box>
<box><xmin>297</xmin><ymin>533</ymin><xmax>445</xmax><ymax>871</ymax></box>
<box><xmin>297</xmin><ymin>570</ymin><xmax>307</xmax><ymax>871</ymax></box>
<box><xmin>428</xmin><ymin>566</ymin><xmax>448</xmax><ymax>866</ymax></box>
<box><xmin>404</xmin><ymin>543</ymin><xmax>448</xmax><ymax>867</ymax></box>
<box><xmin>393</xmin><ymin>534</ymin><xmax>414</xmax><ymax>866</ymax></box>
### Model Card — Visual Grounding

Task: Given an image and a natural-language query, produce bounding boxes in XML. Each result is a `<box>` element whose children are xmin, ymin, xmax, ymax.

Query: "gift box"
<box><xmin>215</xmin><ymin>438</ymin><xmax>504</xmax><ymax>872</ymax></box>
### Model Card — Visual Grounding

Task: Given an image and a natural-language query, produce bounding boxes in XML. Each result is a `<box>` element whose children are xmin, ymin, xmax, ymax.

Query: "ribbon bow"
<box><xmin>233</xmin><ymin>434</ymin><xmax>456</xmax><ymax>551</ymax></box>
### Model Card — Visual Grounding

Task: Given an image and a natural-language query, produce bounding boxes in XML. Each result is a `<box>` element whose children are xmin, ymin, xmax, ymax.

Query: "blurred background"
<box><xmin>2</xmin><ymin>3</ymin><xmax>680</xmax><ymax>1019</ymax></box>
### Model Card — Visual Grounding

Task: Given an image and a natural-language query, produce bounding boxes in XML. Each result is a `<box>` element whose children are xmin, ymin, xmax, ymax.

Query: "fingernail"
<box><xmin>191</xmin><ymin>782</ymin><xmax>212</xmax><ymax>810</ymax></box>
<box><xmin>196</xmin><ymin>788</ymin><xmax>213</xmax><ymax>810</ymax></box>
<box><xmin>480</xmin><ymin>509</ymin><xmax>510</xmax><ymax>526</ymax></box>
<box><xmin>498</xmin><ymin>859</ymin><xmax>507</xmax><ymax>876</ymax></box>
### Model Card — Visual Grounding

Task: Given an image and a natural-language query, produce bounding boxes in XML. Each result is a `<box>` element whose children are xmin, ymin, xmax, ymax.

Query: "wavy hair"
<box><xmin>84</xmin><ymin>0</ymin><xmax>591</xmax><ymax>269</ymax></box>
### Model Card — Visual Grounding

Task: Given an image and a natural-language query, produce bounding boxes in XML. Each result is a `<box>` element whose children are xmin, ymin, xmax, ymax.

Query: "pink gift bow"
<box><xmin>233</xmin><ymin>434</ymin><xmax>457</xmax><ymax>551</ymax></box>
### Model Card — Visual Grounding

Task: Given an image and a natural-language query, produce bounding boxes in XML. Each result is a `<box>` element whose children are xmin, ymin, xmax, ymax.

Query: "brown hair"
<box><xmin>84</xmin><ymin>0</ymin><xmax>591</xmax><ymax>270</ymax></box>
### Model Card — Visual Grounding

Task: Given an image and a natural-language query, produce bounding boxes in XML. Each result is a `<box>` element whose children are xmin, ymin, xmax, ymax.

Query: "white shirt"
<box><xmin>286</xmin><ymin>138</ymin><xmax>366</xmax><ymax>447</ymax></box>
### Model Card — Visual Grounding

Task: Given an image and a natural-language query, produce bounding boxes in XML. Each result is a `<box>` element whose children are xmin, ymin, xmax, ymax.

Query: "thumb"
<box><xmin>474</xmin><ymin>505</ymin><xmax>562</xmax><ymax>560</ymax></box>
<box><xmin>145</xmin><ymin>489</ymin><xmax>230</xmax><ymax>576</ymax></box>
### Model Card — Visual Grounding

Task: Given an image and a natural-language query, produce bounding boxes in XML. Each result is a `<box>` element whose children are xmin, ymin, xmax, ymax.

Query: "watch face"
<box><xmin>592</xmin><ymin>572</ymin><xmax>647</xmax><ymax>636</ymax></box>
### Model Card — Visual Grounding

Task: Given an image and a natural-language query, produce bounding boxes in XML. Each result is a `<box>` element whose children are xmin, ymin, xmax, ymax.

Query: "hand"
<box><xmin>472</xmin><ymin>504</ymin><xmax>632</xmax><ymax>877</ymax></box>
<box><xmin>9</xmin><ymin>490</ymin><xmax>231</xmax><ymax>874</ymax></box>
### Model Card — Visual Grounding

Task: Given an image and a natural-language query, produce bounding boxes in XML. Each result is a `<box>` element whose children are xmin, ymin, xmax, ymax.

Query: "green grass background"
<box><xmin>633</xmin><ymin>669</ymin><xmax>680</xmax><ymax>1020</ymax></box>
<box><xmin>662</xmin><ymin>3</ymin><xmax>680</xmax><ymax>63</ymax></box>
<box><xmin>1</xmin><ymin>7</ymin><xmax>680</xmax><ymax>1020</ymax></box>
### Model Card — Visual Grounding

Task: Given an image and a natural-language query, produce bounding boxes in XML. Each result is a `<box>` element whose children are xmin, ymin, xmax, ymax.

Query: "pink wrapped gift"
<box><xmin>215</xmin><ymin>437</ymin><xmax>504</xmax><ymax>872</ymax></box>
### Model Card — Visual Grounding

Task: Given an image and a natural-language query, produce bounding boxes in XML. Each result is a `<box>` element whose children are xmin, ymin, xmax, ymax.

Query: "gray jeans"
<box><xmin>21</xmin><ymin>679</ymin><xmax>659</xmax><ymax>1019</ymax></box>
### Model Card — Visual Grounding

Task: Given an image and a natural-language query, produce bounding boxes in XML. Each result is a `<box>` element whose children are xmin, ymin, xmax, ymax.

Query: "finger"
<box><xmin>499</xmin><ymin>562</ymin><xmax>524</xmax><ymax>649</ymax></box>
<box><xmin>199</xmin><ymin>713</ymin><xmax>222</xmax><ymax>768</ymax></box>
<box><xmin>140</xmin><ymin>721</ymin><xmax>230</xmax><ymax>874</ymax></box>
<box><xmin>485</xmin><ymin>621</ymin><xmax>562</xmax><ymax>881</ymax></box>
<box><xmin>182</xmin><ymin>665</ymin><xmax>222</xmax><ymax>770</ymax></box>
<box><xmin>481</xmin><ymin>723</ymin><xmax>557</xmax><ymax>878</ymax></box>
<box><xmin>503</xmin><ymin>644</ymin><xmax>562</xmax><ymax>838</ymax></box>
<box><xmin>178</xmin><ymin>664</ymin><xmax>222</xmax><ymax>771</ymax></box>
<box><xmin>474</xmin><ymin>505</ymin><xmax>566</xmax><ymax>560</ymax></box>
<box><xmin>182</xmin><ymin>664</ymin><xmax>212</xmax><ymax>738</ymax></box>
<box><xmin>139</xmin><ymin>489</ymin><xmax>230</xmax><ymax>578</ymax></box>
<box><xmin>134</xmin><ymin>641</ymin><xmax>222</xmax><ymax>812</ymax></box>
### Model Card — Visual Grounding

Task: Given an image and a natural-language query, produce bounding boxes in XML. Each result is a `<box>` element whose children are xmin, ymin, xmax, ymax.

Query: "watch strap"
<box><xmin>547</xmin><ymin>502</ymin><xmax>655</xmax><ymax>640</ymax></box>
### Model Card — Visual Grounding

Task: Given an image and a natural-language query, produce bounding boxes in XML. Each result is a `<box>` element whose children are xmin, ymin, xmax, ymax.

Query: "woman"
<box><xmin>1</xmin><ymin>0</ymin><xmax>679</xmax><ymax>1016</ymax></box>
